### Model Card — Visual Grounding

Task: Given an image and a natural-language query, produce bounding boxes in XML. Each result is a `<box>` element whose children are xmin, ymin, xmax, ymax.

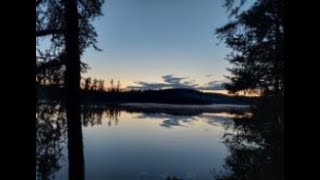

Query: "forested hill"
<box><xmin>37</xmin><ymin>86</ymin><xmax>254</xmax><ymax>105</ymax></box>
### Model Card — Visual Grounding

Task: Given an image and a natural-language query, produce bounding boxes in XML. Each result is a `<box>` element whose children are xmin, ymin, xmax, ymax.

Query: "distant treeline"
<box><xmin>81</xmin><ymin>77</ymin><xmax>122</xmax><ymax>92</ymax></box>
<box><xmin>37</xmin><ymin>85</ymin><xmax>255</xmax><ymax>105</ymax></box>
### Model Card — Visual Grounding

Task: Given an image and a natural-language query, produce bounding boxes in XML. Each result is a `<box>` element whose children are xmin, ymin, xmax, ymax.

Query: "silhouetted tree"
<box><xmin>36</xmin><ymin>0</ymin><xmax>103</xmax><ymax>87</ymax></box>
<box><xmin>84</xmin><ymin>77</ymin><xmax>92</xmax><ymax>90</ymax></box>
<box><xmin>215</xmin><ymin>98</ymin><xmax>283</xmax><ymax>180</ymax></box>
<box><xmin>36</xmin><ymin>103</ymin><xmax>123</xmax><ymax>180</ymax></box>
<box><xmin>106</xmin><ymin>79</ymin><xmax>122</xmax><ymax>92</ymax></box>
<box><xmin>91</xmin><ymin>78</ymin><xmax>98</xmax><ymax>91</ymax></box>
<box><xmin>63</xmin><ymin>0</ymin><xmax>85</xmax><ymax>179</ymax></box>
<box><xmin>36</xmin><ymin>1</ymin><xmax>104</xmax><ymax>180</ymax></box>
<box><xmin>81</xmin><ymin>77</ymin><xmax>106</xmax><ymax>91</ymax></box>
<box><xmin>98</xmin><ymin>80</ymin><xmax>105</xmax><ymax>91</ymax></box>
<box><xmin>109</xmin><ymin>79</ymin><xmax>114</xmax><ymax>92</ymax></box>
<box><xmin>116</xmin><ymin>80</ymin><xmax>121</xmax><ymax>92</ymax></box>
<box><xmin>215</xmin><ymin>2</ymin><xmax>284</xmax><ymax>176</ymax></box>
<box><xmin>81</xmin><ymin>106</ymin><xmax>104</xmax><ymax>127</ymax></box>
<box><xmin>216</xmin><ymin>0</ymin><xmax>284</xmax><ymax>96</ymax></box>
<box><xmin>106</xmin><ymin>107</ymin><xmax>121</xmax><ymax>126</ymax></box>
<box><xmin>36</xmin><ymin>103</ymin><xmax>67</xmax><ymax>180</ymax></box>
<box><xmin>36</xmin><ymin>52</ymin><xmax>65</xmax><ymax>87</ymax></box>
<box><xmin>36</xmin><ymin>0</ymin><xmax>104</xmax><ymax>52</ymax></box>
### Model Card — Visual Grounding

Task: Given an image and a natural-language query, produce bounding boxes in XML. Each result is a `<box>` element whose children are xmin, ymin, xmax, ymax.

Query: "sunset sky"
<box><xmin>81</xmin><ymin>0</ymin><xmax>236</xmax><ymax>92</ymax></box>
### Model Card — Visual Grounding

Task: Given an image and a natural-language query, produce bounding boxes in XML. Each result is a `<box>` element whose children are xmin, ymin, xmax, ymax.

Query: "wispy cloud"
<box><xmin>126</xmin><ymin>74</ymin><xmax>227</xmax><ymax>91</ymax></box>
<box><xmin>197</xmin><ymin>80</ymin><xmax>227</xmax><ymax>91</ymax></box>
<box><xmin>127</xmin><ymin>81</ymin><xmax>171</xmax><ymax>90</ymax></box>
<box><xmin>127</xmin><ymin>74</ymin><xmax>198</xmax><ymax>90</ymax></box>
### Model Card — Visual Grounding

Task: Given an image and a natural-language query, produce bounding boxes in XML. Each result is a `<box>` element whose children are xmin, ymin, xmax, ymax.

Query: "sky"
<box><xmin>81</xmin><ymin>0</ymin><xmax>234</xmax><ymax>92</ymax></box>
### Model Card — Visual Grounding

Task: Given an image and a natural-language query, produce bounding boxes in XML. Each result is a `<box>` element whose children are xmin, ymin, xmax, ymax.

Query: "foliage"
<box><xmin>36</xmin><ymin>0</ymin><xmax>104</xmax><ymax>86</ymax></box>
<box><xmin>216</xmin><ymin>0</ymin><xmax>284</xmax><ymax>96</ymax></box>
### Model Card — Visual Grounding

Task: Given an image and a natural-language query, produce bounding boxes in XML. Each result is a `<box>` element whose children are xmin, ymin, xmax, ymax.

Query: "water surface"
<box><xmin>36</xmin><ymin>104</ymin><xmax>237</xmax><ymax>180</ymax></box>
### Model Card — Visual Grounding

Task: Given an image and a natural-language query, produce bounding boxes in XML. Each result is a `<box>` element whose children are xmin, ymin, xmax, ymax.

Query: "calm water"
<box><xmin>36</xmin><ymin>104</ymin><xmax>238</xmax><ymax>180</ymax></box>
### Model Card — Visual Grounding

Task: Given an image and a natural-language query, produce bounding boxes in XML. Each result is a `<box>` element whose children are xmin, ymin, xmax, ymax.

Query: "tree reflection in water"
<box><xmin>36</xmin><ymin>99</ymin><xmax>283</xmax><ymax>180</ymax></box>
<box><xmin>36</xmin><ymin>103</ymin><xmax>121</xmax><ymax>180</ymax></box>
<box><xmin>81</xmin><ymin>105</ymin><xmax>121</xmax><ymax>127</ymax></box>
<box><xmin>36</xmin><ymin>103</ymin><xmax>67</xmax><ymax>180</ymax></box>
<box><xmin>215</xmin><ymin>98</ymin><xmax>284</xmax><ymax>180</ymax></box>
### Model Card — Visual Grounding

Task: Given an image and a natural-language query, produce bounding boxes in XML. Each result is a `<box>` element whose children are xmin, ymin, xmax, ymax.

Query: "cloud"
<box><xmin>197</xmin><ymin>81</ymin><xmax>228</xmax><ymax>91</ymax></box>
<box><xmin>134</xmin><ymin>113</ymin><xmax>198</xmax><ymax>128</ymax></box>
<box><xmin>162</xmin><ymin>74</ymin><xmax>187</xmax><ymax>84</ymax></box>
<box><xmin>127</xmin><ymin>74</ymin><xmax>198</xmax><ymax>90</ymax></box>
<box><xmin>127</xmin><ymin>81</ymin><xmax>171</xmax><ymax>90</ymax></box>
<box><xmin>126</xmin><ymin>74</ymin><xmax>228</xmax><ymax>91</ymax></box>
<box><xmin>134</xmin><ymin>113</ymin><xmax>233</xmax><ymax>128</ymax></box>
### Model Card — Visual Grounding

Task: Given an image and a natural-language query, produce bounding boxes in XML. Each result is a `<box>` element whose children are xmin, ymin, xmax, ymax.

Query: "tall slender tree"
<box><xmin>63</xmin><ymin>0</ymin><xmax>84</xmax><ymax>179</ymax></box>
<box><xmin>116</xmin><ymin>80</ymin><xmax>121</xmax><ymax>92</ymax></box>
<box><xmin>98</xmin><ymin>80</ymin><xmax>105</xmax><ymax>91</ymax></box>
<box><xmin>84</xmin><ymin>77</ymin><xmax>92</xmax><ymax>90</ymax></box>
<box><xmin>36</xmin><ymin>1</ymin><xmax>104</xmax><ymax>180</ymax></box>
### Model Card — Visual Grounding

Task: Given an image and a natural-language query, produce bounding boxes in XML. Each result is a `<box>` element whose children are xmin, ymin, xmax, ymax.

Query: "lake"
<box><xmin>36</xmin><ymin>103</ymin><xmax>242</xmax><ymax>180</ymax></box>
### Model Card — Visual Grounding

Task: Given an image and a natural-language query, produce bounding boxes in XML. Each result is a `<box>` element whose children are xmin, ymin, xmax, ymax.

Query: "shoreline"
<box><xmin>120</xmin><ymin>103</ymin><xmax>251</xmax><ymax>111</ymax></box>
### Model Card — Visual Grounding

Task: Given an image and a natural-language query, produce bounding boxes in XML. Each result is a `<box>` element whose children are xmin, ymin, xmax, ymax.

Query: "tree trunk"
<box><xmin>64</xmin><ymin>0</ymin><xmax>84</xmax><ymax>180</ymax></box>
<box><xmin>274</xmin><ymin>0</ymin><xmax>283</xmax><ymax>97</ymax></box>
<box><xmin>274</xmin><ymin>20</ymin><xmax>280</xmax><ymax>97</ymax></box>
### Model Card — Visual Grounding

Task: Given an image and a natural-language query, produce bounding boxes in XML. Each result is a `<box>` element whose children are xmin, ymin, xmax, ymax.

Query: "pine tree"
<box><xmin>216</xmin><ymin>0</ymin><xmax>284</xmax><ymax>96</ymax></box>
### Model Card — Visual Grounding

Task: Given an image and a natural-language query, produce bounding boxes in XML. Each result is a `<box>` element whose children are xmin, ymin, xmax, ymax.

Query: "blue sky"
<box><xmin>82</xmin><ymin>0</ymin><xmax>234</xmax><ymax>91</ymax></box>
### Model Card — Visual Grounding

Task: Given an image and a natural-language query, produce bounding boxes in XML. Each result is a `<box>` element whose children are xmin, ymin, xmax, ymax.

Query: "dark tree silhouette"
<box><xmin>36</xmin><ymin>103</ymin><xmax>67</xmax><ymax>180</ymax></box>
<box><xmin>216</xmin><ymin>0</ymin><xmax>284</xmax><ymax>96</ymax></box>
<box><xmin>109</xmin><ymin>79</ymin><xmax>114</xmax><ymax>92</ymax></box>
<box><xmin>63</xmin><ymin>0</ymin><xmax>85</xmax><ymax>179</ymax></box>
<box><xmin>116</xmin><ymin>80</ymin><xmax>121</xmax><ymax>92</ymax></box>
<box><xmin>36</xmin><ymin>103</ymin><xmax>122</xmax><ymax>180</ymax></box>
<box><xmin>81</xmin><ymin>105</ymin><xmax>121</xmax><ymax>127</ymax></box>
<box><xmin>80</xmin><ymin>77</ymin><xmax>105</xmax><ymax>91</ymax></box>
<box><xmin>91</xmin><ymin>78</ymin><xmax>98</xmax><ymax>90</ymax></box>
<box><xmin>98</xmin><ymin>80</ymin><xmax>105</xmax><ymax>91</ymax></box>
<box><xmin>36</xmin><ymin>0</ymin><xmax>104</xmax><ymax>52</ymax></box>
<box><xmin>36</xmin><ymin>0</ymin><xmax>104</xmax><ymax>180</ymax></box>
<box><xmin>215</xmin><ymin>1</ymin><xmax>284</xmax><ymax>177</ymax></box>
<box><xmin>84</xmin><ymin>77</ymin><xmax>92</xmax><ymax>90</ymax></box>
<box><xmin>215</xmin><ymin>98</ymin><xmax>284</xmax><ymax>179</ymax></box>
<box><xmin>36</xmin><ymin>0</ymin><xmax>103</xmax><ymax>87</ymax></box>
<box><xmin>106</xmin><ymin>79</ymin><xmax>122</xmax><ymax>92</ymax></box>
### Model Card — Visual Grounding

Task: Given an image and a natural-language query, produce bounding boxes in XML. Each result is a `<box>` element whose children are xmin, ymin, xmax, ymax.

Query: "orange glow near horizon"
<box><xmin>200</xmin><ymin>89</ymin><xmax>229</xmax><ymax>95</ymax></box>
<box><xmin>200</xmin><ymin>89</ymin><xmax>261</xmax><ymax>97</ymax></box>
<box><xmin>81</xmin><ymin>74</ymin><xmax>261</xmax><ymax>97</ymax></box>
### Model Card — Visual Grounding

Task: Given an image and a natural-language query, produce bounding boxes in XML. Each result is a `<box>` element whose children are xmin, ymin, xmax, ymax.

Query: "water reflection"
<box><xmin>134</xmin><ymin>112</ymin><xmax>238</xmax><ymax>129</ymax></box>
<box><xmin>36</xmin><ymin>103</ymin><xmax>125</xmax><ymax>180</ymax></box>
<box><xmin>36</xmin><ymin>103</ymin><xmax>67</xmax><ymax>180</ymax></box>
<box><xmin>36</xmin><ymin>102</ymin><xmax>282</xmax><ymax>180</ymax></box>
<box><xmin>134</xmin><ymin>113</ymin><xmax>198</xmax><ymax>128</ymax></box>
<box><xmin>215</xmin><ymin>99</ymin><xmax>284</xmax><ymax>180</ymax></box>
<box><xmin>82</xmin><ymin>105</ymin><xmax>121</xmax><ymax>127</ymax></box>
<box><xmin>37</xmin><ymin>103</ymin><xmax>239</xmax><ymax>180</ymax></box>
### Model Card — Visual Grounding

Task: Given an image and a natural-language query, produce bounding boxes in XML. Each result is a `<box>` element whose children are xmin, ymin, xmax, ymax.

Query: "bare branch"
<box><xmin>36</xmin><ymin>29</ymin><xmax>64</xmax><ymax>37</ymax></box>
